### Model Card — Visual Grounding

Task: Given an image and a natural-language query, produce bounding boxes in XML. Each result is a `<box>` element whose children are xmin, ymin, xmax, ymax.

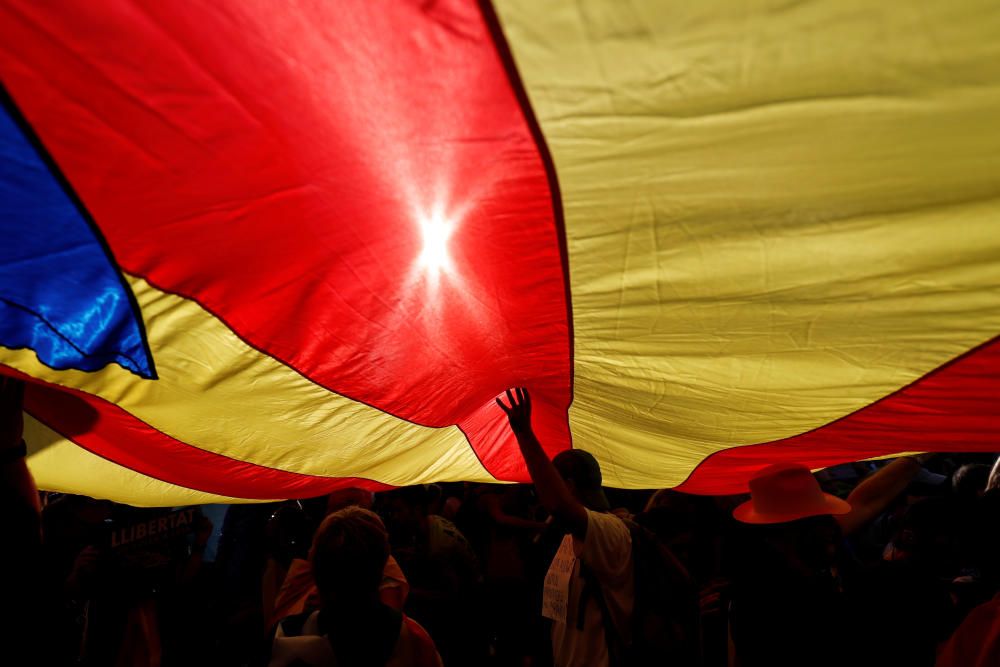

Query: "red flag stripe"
<box><xmin>677</xmin><ymin>335</ymin><xmax>1000</xmax><ymax>494</ymax></box>
<box><xmin>17</xmin><ymin>374</ymin><xmax>390</xmax><ymax>499</ymax></box>
<box><xmin>0</xmin><ymin>0</ymin><xmax>573</xmax><ymax>480</ymax></box>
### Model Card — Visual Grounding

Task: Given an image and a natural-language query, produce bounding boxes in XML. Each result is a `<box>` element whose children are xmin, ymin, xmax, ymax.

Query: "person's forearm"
<box><xmin>848</xmin><ymin>458</ymin><xmax>922</xmax><ymax>507</ymax></box>
<box><xmin>988</xmin><ymin>455</ymin><xmax>1000</xmax><ymax>492</ymax></box>
<box><xmin>840</xmin><ymin>457</ymin><xmax>922</xmax><ymax>535</ymax></box>
<box><xmin>514</xmin><ymin>429</ymin><xmax>586</xmax><ymax>535</ymax></box>
<box><xmin>177</xmin><ymin>550</ymin><xmax>204</xmax><ymax>584</ymax></box>
<box><xmin>485</xmin><ymin>498</ymin><xmax>546</xmax><ymax>530</ymax></box>
<box><xmin>498</xmin><ymin>388</ymin><xmax>588</xmax><ymax>536</ymax></box>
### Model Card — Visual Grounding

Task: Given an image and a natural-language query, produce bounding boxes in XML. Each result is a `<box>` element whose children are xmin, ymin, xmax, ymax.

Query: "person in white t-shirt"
<box><xmin>496</xmin><ymin>388</ymin><xmax>633</xmax><ymax>667</ymax></box>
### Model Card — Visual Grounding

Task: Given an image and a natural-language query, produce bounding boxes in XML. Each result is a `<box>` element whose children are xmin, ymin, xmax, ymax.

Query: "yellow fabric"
<box><xmin>24</xmin><ymin>415</ymin><xmax>253</xmax><ymax>506</ymax></box>
<box><xmin>5</xmin><ymin>274</ymin><xmax>493</xmax><ymax>501</ymax></box>
<box><xmin>10</xmin><ymin>1</ymin><xmax>1000</xmax><ymax>501</ymax></box>
<box><xmin>495</xmin><ymin>0</ymin><xmax>1000</xmax><ymax>486</ymax></box>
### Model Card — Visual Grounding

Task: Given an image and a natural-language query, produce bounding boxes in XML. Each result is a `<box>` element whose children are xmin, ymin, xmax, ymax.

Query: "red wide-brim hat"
<box><xmin>733</xmin><ymin>462</ymin><xmax>852</xmax><ymax>524</ymax></box>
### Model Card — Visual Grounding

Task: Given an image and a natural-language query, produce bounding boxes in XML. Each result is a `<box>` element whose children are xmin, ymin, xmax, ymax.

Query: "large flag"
<box><xmin>1</xmin><ymin>0</ymin><xmax>998</xmax><ymax>506</ymax></box>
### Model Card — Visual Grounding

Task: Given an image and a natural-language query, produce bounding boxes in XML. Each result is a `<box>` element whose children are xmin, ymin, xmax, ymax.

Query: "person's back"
<box><xmin>269</xmin><ymin>506</ymin><xmax>441</xmax><ymax>667</ymax></box>
<box><xmin>544</xmin><ymin>506</ymin><xmax>635</xmax><ymax>667</ymax></box>
<box><xmin>268</xmin><ymin>553</ymin><xmax>409</xmax><ymax>627</ymax></box>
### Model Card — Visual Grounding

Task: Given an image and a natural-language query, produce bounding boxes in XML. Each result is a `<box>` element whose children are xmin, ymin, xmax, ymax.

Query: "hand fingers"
<box><xmin>497</xmin><ymin>387</ymin><xmax>532</xmax><ymax>412</ymax></box>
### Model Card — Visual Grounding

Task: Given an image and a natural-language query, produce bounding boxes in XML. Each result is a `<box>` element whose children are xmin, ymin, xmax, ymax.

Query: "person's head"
<box><xmin>552</xmin><ymin>449</ymin><xmax>610</xmax><ymax>512</ymax></box>
<box><xmin>638</xmin><ymin>490</ymin><xmax>699</xmax><ymax>571</ymax></box>
<box><xmin>310</xmin><ymin>506</ymin><xmax>389</xmax><ymax>608</ymax></box>
<box><xmin>732</xmin><ymin>463</ymin><xmax>851</xmax><ymax>578</ymax></box>
<box><xmin>265</xmin><ymin>502</ymin><xmax>314</xmax><ymax>566</ymax></box>
<box><xmin>733</xmin><ymin>463</ymin><xmax>851</xmax><ymax>524</ymax></box>
<box><xmin>325</xmin><ymin>487</ymin><xmax>374</xmax><ymax>515</ymax></box>
<box><xmin>377</xmin><ymin>485</ymin><xmax>430</xmax><ymax>546</ymax></box>
<box><xmin>66</xmin><ymin>494</ymin><xmax>114</xmax><ymax>525</ymax></box>
<box><xmin>952</xmin><ymin>464</ymin><xmax>991</xmax><ymax>500</ymax></box>
<box><xmin>737</xmin><ymin>514</ymin><xmax>844</xmax><ymax>580</ymax></box>
<box><xmin>887</xmin><ymin>496</ymin><xmax>961</xmax><ymax>574</ymax></box>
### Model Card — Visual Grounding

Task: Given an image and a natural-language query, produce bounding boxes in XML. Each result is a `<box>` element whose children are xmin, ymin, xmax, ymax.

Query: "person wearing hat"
<box><xmin>729</xmin><ymin>457</ymin><xmax>944</xmax><ymax>667</ymax></box>
<box><xmin>496</xmin><ymin>388</ymin><xmax>632</xmax><ymax>667</ymax></box>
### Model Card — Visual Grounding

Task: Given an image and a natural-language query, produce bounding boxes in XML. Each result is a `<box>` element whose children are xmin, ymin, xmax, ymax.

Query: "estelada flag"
<box><xmin>1</xmin><ymin>1</ymin><xmax>998</xmax><ymax>506</ymax></box>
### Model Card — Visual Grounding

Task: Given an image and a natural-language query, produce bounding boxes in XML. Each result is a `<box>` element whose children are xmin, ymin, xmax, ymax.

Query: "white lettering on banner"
<box><xmin>542</xmin><ymin>536</ymin><xmax>575</xmax><ymax>623</ymax></box>
<box><xmin>110</xmin><ymin>508</ymin><xmax>197</xmax><ymax>548</ymax></box>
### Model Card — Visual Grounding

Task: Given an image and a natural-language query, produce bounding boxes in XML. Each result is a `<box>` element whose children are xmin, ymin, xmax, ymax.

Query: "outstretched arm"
<box><xmin>496</xmin><ymin>388</ymin><xmax>588</xmax><ymax>540</ymax></box>
<box><xmin>838</xmin><ymin>456</ymin><xmax>928</xmax><ymax>536</ymax></box>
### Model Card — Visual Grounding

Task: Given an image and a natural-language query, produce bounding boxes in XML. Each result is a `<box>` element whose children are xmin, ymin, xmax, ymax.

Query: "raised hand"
<box><xmin>496</xmin><ymin>387</ymin><xmax>532</xmax><ymax>435</ymax></box>
<box><xmin>496</xmin><ymin>386</ymin><xmax>588</xmax><ymax>538</ymax></box>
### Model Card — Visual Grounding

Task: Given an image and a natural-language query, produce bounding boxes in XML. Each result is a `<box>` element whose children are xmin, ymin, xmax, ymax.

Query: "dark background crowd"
<box><xmin>8</xmin><ymin>456</ymin><xmax>1000</xmax><ymax>666</ymax></box>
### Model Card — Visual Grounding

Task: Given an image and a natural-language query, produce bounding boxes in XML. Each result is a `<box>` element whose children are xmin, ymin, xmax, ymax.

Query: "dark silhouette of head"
<box><xmin>378</xmin><ymin>485</ymin><xmax>431</xmax><ymax>547</ymax></box>
<box><xmin>553</xmin><ymin>449</ymin><xmax>610</xmax><ymax>512</ymax></box>
<box><xmin>953</xmin><ymin>464</ymin><xmax>991</xmax><ymax>500</ymax></box>
<box><xmin>310</xmin><ymin>506</ymin><xmax>389</xmax><ymax>609</ymax></box>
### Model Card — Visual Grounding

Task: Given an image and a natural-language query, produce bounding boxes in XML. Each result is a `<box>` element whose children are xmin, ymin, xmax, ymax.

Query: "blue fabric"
<box><xmin>0</xmin><ymin>101</ymin><xmax>154</xmax><ymax>378</ymax></box>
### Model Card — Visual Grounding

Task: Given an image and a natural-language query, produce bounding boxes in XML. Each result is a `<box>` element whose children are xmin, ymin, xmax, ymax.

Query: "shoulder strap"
<box><xmin>579</xmin><ymin>561</ymin><xmax>626</xmax><ymax>667</ymax></box>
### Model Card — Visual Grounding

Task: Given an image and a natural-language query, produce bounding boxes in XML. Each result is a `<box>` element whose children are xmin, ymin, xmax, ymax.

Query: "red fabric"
<box><xmin>18</xmin><ymin>373</ymin><xmax>387</xmax><ymax>499</ymax></box>
<box><xmin>679</xmin><ymin>336</ymin><xmax>1000</xmax><ymax>494</ymax></box>
<box><xmin>0</xmin><ymin>0</ymin><xmax>571</xmax><ymax>480</ymax></box>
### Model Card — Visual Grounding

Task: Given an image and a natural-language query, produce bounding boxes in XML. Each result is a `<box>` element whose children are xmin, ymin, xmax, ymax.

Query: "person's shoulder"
<box><xmin>429</xmin><ymin>514</ymin><xmax>459</xmax><ymax>532</ymax></box>
<box><xmin>575</xmin><ymin>508</ymin><xmax>633</xmax><ymax>561</ymax></box>
<box><xmin>429</xmin><ymin>515</ymin><xmax>472</xmax><ymax>547</ymax></box>
<box><xmin>402</xmin><ymin>615</ymin><xmax>434</xmax><ymax>644</ymax></box>
<box><xmin>397</xmin><ymin>615</ymin><xmax>442</xmax><ymax>667</ymax></box>
<box><xmin>586</xmin><ymin>508</ymin><xmax>632</xmax><ymax>537</ymax></box>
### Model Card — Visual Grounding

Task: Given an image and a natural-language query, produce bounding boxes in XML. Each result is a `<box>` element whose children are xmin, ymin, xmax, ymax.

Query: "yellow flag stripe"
<box><xmin>496</xmin><ymin>0</ymin><xmax>1000</xmax><ymax>487</ymax></box>
<box><xmin>3</xmin><ymin>274</ymin><xmax>493</xmax><ymax>494</ymax></box>
<box><xmin>24</xmin><ymin>414</ymin><xmax>260</xmax><ymax>506</ymax></box>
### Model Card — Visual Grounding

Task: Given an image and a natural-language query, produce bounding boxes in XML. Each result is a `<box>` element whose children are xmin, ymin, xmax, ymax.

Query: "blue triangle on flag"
<box><xmin>0</xmin><ymin>90</ymin><xmax>155</xmax><ymax>379</ymax></box>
